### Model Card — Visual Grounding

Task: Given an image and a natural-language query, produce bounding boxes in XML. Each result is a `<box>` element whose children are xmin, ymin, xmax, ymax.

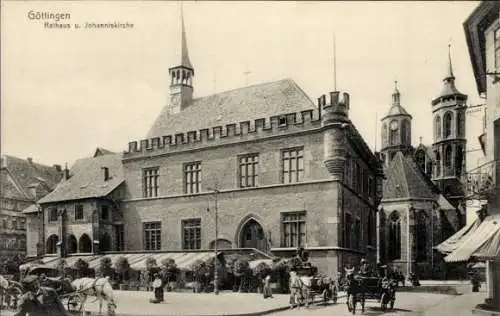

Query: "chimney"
<box><xmin>53</xmin><ymin>164</ymin><xmax>62</xmax><ymax>172</ymax></box>
<box><xmin>102</xmin><ymin>167</ymin><xmax>110</xmax><ymax>181</ymax></box>
<box><xmin>27</xmin><ymin>157</ymin><xmax>33</xmax><ymax>164</ymax></box>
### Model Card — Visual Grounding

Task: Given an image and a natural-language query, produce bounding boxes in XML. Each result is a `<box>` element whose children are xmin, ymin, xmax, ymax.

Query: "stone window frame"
<box><xmin>48</xmin><ymin>208</ymin><xmax>58</xmax><ymax>222</ymax></box>
<box><xmin>101</xmin><ymin>205</ymin><xmax>110</xmax><ymax>221</ymax></box>
<box><xmin>280</xmin><ymin>210</ymin><xmax>306</xmax><ymax>248</ymax></box>
<box><xmin>281</xmin><ymin>147</ymin><xmax>304</xmax><ymax>184</ymax></box>
<box><xmin>238</xmin><ymin>153</ymin><xmax>259</xmax><ymax>188</ymax></box>
<box><xmin>183</xmin><ymin>161</ymin><xmax>201</xmax><ymax>194</ymax></box>
<box><xmin>143</xmin><ymin>221</ymin><xmax>161</xmax><ymax>251</ymax></box>
<box><xmin>182</xmin><ymin>218</ymin><xmax>201</xmax><ymax>250</ymax></box>
<box><xmin>143</xmin><ymin>167</ymin><xmax>160</xmax><ymax>198</ymax></box>
<box><xmin>75</xmin><ymin>204</ymin><xmax>84</xmax><ymax>221</ymax></box>
<box><xmin>388</xmin><ymin>211</ymin><xmax>402</xmax><ymax>261</ymax></box>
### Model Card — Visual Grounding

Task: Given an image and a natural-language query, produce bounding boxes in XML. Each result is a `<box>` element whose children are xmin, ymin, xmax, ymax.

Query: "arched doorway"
<box><xmin>46</xmin><ymin>235</ymin><xmax>59</xmax><ymax>254</ymax></box>
<box><xmin>239</xmin><ymin>219</ymin><xmax>267</xmax><ymax>252</ymax></box>
<box><xmin>209</xmin><ymin>239</ymin><xmax>232</xmax><ymax>250</ymax></box>
<box><xmin>79</xmin><ymin>234</ymin><xmax>92</xmax><ymax>253</ymax></box>
<box><xmin>67</xmin><ymin>235</ymin><xmax>77</xmax><ymax>254</ymax></box>
<box><xmin>100</xmin><ymin>233</ymin><xmax>111</xmax><ymax>252</ymax></box>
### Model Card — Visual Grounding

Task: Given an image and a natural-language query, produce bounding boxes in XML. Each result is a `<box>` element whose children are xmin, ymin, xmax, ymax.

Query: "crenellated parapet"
<box><xmin>321</xmin><ymin>91</ymin><xmax>351</xmax><ymax>180</ymax></box>
<box><xmin>124</xmin><ymin>109</ymin><xmax>321</xmax><ymax>159</ymax></box>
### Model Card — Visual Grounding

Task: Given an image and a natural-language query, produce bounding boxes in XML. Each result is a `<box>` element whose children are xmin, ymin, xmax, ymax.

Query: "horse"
<box><xmin>71</xmin><ymin>277</ymin><xmax>117</xmax><ymax>316</ymax></box>
<box><xmin>288</xmin><ymin>271</ymin><xmax>313</xmax><ymax>308</ymax></box>
<box><xmin>343</xmin><ymin>268</ymin><xmax>365</xmax><ymax>314</ymax></box>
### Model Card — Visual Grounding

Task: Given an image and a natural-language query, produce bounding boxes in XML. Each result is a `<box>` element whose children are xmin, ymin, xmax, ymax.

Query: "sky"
<box><xmin>1</xmin><ymin>1</ymin><xmax>485</xmax><ymax>169</ymax></box>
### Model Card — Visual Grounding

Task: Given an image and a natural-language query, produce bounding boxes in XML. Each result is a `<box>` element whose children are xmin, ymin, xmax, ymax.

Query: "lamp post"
<box><xmin>207</xmin><ymin>186</ymin><xmax>219</xmax><ymax>295</ymax></box>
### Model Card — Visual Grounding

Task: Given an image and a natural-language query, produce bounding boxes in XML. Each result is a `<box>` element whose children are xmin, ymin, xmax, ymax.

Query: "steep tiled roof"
<box><xmin>382</xmin><ymin>151</ymin><xmax>436</xmax><ymax>200</ymax></box>
<box><xmin>1</xmin><ymin>169</ymin><xmax>27</xmax><ymax>200</ymax></box>
<box><xmin>147</xmin><ymin>79</ymin><xmax>316</xmax><ymax>138</ymax></box>
<box><xmin>38</xmin><ymin>154</ymin><xmax>124</xmax><ymax>204</ymax></box>
<box><xmin>384</xmin><ymin>104</ymin><xmax>411</xmax><ymax>118</ymax></box>
<box><xmin>94</xmin><ymin>148</ymin><xmax>116</xmax><ymax>157</ymax></box>
<box><xmin>0</xmin><ymin>155</ymin><xmax>62</xmax><ymax>200</ymax></box>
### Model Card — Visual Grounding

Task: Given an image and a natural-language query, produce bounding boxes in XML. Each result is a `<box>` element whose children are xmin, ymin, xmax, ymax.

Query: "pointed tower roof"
<box><xmin>173</xmin><ymin>4</ymin><xmax>193</xmax><ymax>71</ymax></box>
<box><xmin>383</xmin><ymin>81</ymin><xmax>412</xmax><ymax>119</ymax></box>
<box><xmin>433</xmin><ymin>44</ymin><xmax>466</xmax><ymax>104</ymax></box>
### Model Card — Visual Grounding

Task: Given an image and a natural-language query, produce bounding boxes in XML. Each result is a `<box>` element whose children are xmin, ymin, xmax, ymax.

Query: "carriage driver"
<box><xmin>359</xmin><ymin>258</ymin><xmax>373</xmax><ymax>276</ymax></box>
<box><xmin>14</xmin><ymin>275</ymin><xmax>71</xmax><ymax>316</ymax></box>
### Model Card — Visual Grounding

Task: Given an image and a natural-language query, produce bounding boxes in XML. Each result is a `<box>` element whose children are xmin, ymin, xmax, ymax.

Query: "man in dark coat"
<box><xmin>14</xmin><ymin>275</ymin><xmax>71</xmax><ymax>316</ymax></box>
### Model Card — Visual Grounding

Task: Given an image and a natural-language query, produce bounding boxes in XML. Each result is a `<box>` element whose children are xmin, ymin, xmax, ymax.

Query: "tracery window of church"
<box><xmin>435</xmin><ymin>151</ymin><xmax>441</xmax><ymax>177</ymax></box>
<box><xmin>456</xmin><ymin>111</ymin><xmax>464</xmax><ymax>138</ymax></box>
<box><xmin>435</xmin><ymin>115</ymin><xmax>441</xmax><ymax>139</ymax></box>
<box><xmin>444</xmin><ymin>145</ymin><xmax>453</xmax><ymax>175</ymax></box>
<box><xmin>415</xmin><ymin>150</ymin><xmax>426</xmax><ymax>172</ymax></box>
<box><xmin>443</xmin><ymin>111</ymin><xmax>453</xmax><ymax>138</ymax></box>
<box><xmin>416</xmin><ymin>211</ymin><xmax>427</xmax><ymax>262</ymax></box>
<box><xmin>389</xmin><ymin>120</ymin><xmax>398</xmax><ymax>145</ymax></box>
<box><xmin>455</xmin><ymin>145</ymin><xmax>464</xmax><ymax>177</ymax></box>
<box><xmin>388</xmin><ymin>211</ymin><xmax>401</xmax><ymax>261</ymax></box>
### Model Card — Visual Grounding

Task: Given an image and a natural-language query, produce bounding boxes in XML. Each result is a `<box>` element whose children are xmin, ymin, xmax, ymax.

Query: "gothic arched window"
<box><xmin>456</xmin><ymin>111</ymin><xmax>464</xmax><ymax>137</ymax></box>
<box><xmin>389</xmin><ymin>120</ymin><xmax>398</xmax><ymax>145</ymax></box>
<box><xmin>444</xmin><ymin>145</ymin><xmax>453</xmax><ymax>175</ymax></box>
<box><xmin>381</xmin><ymin>123</ymin><xmax>388</xmax><ymax>147</ymax></box>
<box><xmin>455</xmin><ymin>145</ymin><xmax>464</xmax><ymax>177</ymax></box>
<box><xmin>401</xmin><ymin>119</ymin><xmax>410</xmax><ymax>144</ymax></box>
<box><xmin>388</xmin><ymin>211</ymin><xmax>401</xmax><ymax>261</ymax></box>
<box><xmin>435</xmin><ymin>115</ymin><xmax>441</xmax><ymax>139</ymax></box>
<box><xmin>443</xmin><ymin>111</ymin><xmax>453</xmax><ymax>138</ymax></box>
<box><xmin>435</xmin><ymin>150</ymin><xmax>441</xmax><ymax>177</ymax></box>
<box><xmin>416</xmin><ymin>211</ymin><xmax>427</xmax><ymax>262</ymax></box>
<box><xmin>415</xmin><ymin>149</ymin><xmax>426</xmax><ymax>172</ymax></box>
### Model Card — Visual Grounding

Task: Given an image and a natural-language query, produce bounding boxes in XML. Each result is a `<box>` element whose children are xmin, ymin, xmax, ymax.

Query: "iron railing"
<box><xmin>465</xmin><ymin>160</ymin><xmax>497</xmax><ymax>199</ymax></box>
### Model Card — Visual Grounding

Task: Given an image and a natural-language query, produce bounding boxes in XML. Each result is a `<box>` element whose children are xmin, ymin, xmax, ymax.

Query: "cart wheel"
<box><xmin>67</xmin><ymin>294</ymin><xmax>82</xmax><ymax>312</ymax></box>
<box><xmin>380</xmin><ymin>293</ymin><xmax>387</xmax><ymax>310</ymax></box>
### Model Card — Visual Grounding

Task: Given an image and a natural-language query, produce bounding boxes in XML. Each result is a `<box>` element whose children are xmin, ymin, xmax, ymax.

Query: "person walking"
<box><xmin>149</xmin><ymin>273</ymin><xmax>164</xmax><ymax>303</ymax></box>
<box><xmin>262</xmin><ymin>275</ymin><xmax>273</xmax><ymax>299</ymax></box>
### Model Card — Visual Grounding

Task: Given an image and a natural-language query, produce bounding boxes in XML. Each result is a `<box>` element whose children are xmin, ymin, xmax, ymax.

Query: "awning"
<box><xmin>249</xmin><ymin>259</ymin><xmax>273</xmax><ymax>270</ymax></box>
<box><xmin>472</xmin><ymin>228</ymin><xmax>500</xmax><ymax>260</ymax></box>
<box><xmin>19</xmin><ymin>257</ymin><xmax>59</xmax><ymax>271</ymax></box>
<box><xmin>435</xmin><ymin>218</ymin><xmax>481</xmax><ymax>254</ymax></box>
<box><xmin>445</xmin><ymin>214</ymin><xmax>500</xmax><ymax>263</ymax></box>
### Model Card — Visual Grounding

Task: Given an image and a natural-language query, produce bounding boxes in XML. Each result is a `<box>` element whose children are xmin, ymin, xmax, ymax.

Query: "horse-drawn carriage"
<box><xmin>289</xmin><ymin>265</ymin><xmax>339</xmax><ymax>307</ymax></box>
<box><xmin>343</xmin><ymin>269</ymin><xmax>397</xmax><ymax>314</ymax></box>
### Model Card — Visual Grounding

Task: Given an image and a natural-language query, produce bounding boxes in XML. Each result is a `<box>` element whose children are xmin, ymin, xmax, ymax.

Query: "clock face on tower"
<box><xmin>390</xmin><ymin>121</ymin><xmax>399</xmax><ymax>131</ymax></box>
<box><xmin>171</xmin><ymin>94</ymin><xmax>181</xmax><ymax>106</ymax></box>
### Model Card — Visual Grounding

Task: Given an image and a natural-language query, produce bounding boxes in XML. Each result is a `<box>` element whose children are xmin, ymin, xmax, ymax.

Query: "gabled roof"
<box><xmin>38</xmin><ymin>154</ymin><xmax>124</xmax><ymax>204</ymax></box>
<box><xmin>382</xmin><ymin>151</ymin><xmax>436</xmax><ymax>200</ymax></box>
<box><xmin>0</xmin><ymin>155</ymin><xmax>62</xmax><ymax>200</ymax></box>
<box><xmin>147</xmin><ymin>79</ymin><xmax>316</xmax><ymax>138</ymax></box>
<box><xmin>94</xmin><ymin>148</ymin><xmax>116</xmax><ymax>158</ymax></box>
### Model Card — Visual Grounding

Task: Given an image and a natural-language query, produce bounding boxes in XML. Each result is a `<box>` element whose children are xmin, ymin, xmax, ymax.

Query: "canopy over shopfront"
<box><xmin>435</xmin><ymin>217</ymin><xmax>482</xmax><ymax>254</ymax></box>
<box><xmin>22</xmin><ymin>252</ymin><xmax>217</xmax><ymax>272</ymax></box>
<box><xmin>444</xmin><ymin>214</ymin><xmax>500</xmax><ymax>263</ymax></box>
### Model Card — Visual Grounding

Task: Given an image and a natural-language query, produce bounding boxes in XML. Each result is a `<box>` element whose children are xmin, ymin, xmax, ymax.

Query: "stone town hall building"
<box><xmin>35</xmin><ymin>12</ymin><xmax>384</xmax><ymax>276</ymax></box>
<box><xmin>33</xmin><ymin>11</ymin><xmax>465</xmax><ymax>278</ymax></box>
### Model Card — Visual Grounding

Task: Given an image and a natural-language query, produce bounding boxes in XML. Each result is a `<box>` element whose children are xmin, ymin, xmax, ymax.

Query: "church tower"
<box><xmin>380</xmin><ymin>82</ymin><xmax>413</xmax><ymax>167</ymax></box>
<box><xmin>168</xmin><ymin>5</ymin><xmax>194</xmax><ymax>114</ymax></box>
<box><xmin>431</xmin><ymin>46</ymin><xmax>467</xmax><ymax>208</ymax></box>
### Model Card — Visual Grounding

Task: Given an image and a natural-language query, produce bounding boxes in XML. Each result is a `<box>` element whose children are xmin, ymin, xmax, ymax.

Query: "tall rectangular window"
<box><xmin>49</xmin><ymin>208</ymin><xmax>58</xmax><ymax>222</ymax></box>
<box><xmin>184</xmin><ymin>162</ymin><xmax>201</xmax><ymax>194</ymax></box>
<box><xmin>101</xmin><ymin>205</ymin><xmax>109</xmax><ymax>221</ymax></box>
<box><xmin>345</xmin><ymin>213</ymin><xmax>352</xmax><ymax>248</ymax></box>
<box><xmin>116</xmin><ymin>224</ymin><xmax>124</xmax><ymax>251</ymax></box>
<box><xmin>75</xmin><ymin>204</ymin><xmax>84</xmax><ymax>220</ymax></box>
<box><xmin>354</xmin><ymin>218</ymin><xmax>361</xmax><ymax>249</ymax></box>
<box><xmin>239</xmin><ymin>154</ymin><xmax>259</xmax><ymax>188</ymax></box>
<box><xmin>495</xmin><ymin>28</ymin><xmax>500</xmax><ymax>69</ymax></box>
<box><xmin>282</xmin><ymin>148</ymin><xmax>304</xmax><ymax>184</ymax></box>
<box><xmin>143</xmin><ymin>168</ymin><xmax>159</xmax><ymax>198</ymax></box>
<box><xmin>143</xmin><ymin>222</ymin><xmax>161</xmax><ymax>250</ymax></box>
<box><xmin>182</xmin><ymin>218</ymin><xmax>201</xmax><ymax>250</ymax></box>
<box><xmin>281</xmin><ymin>211</ymin><xmax>306</xmax><ymax>247</ymax></box>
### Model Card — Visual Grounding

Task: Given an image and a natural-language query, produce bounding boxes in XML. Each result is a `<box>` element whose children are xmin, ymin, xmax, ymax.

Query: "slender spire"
<box><xmin>179</xmin><ymin>3</ymin><xmax>193</xmax><ymax>70</ymax></box>
<box><xmin>444</xmin><ymin>44</ymin><xmax>455</xmax><ymax>81</ymax></box>
<box><xmin>392</xmin><ymin>80</ymin><xmax>400</xmax><ymax>106</ymax></box>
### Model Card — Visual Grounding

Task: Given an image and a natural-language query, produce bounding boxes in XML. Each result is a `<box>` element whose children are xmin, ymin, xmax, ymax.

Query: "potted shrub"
<box><xmin>191</xmin><ymin>260</ymin><xmax>204</xmax><ymax>293</ymax></box>
<box><xmin>233</xmin><ymin>259</ymin><xmax>250</xmax><ymax>293</ymax></box>
<box><xmin>161</xmin><ymin>258</ymin><xmax>179</xmax><ymax>292</ymax></box>
<box><xmin>115</xmin><ymin>256</ymin><xmax>130</xmax><ymax>290</ymax></box>
<box><xmin>145</xmin><ymin>257</ymin><xmax>158</xmax><ymax>291</ymax></box>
